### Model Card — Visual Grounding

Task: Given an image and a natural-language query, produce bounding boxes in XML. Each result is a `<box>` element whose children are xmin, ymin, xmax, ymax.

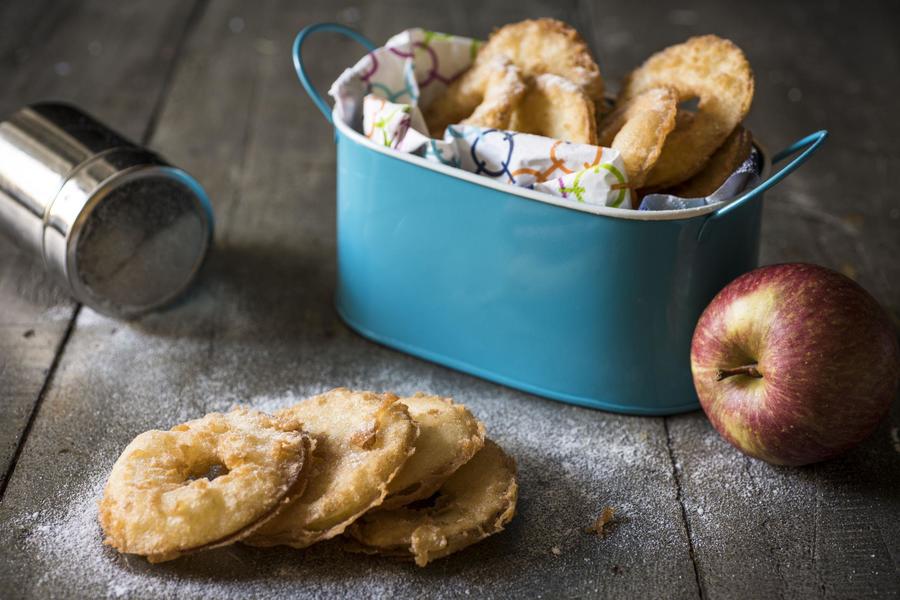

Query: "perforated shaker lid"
<box><xmin>0</xmin><ymin>102</ymin><xmax>213</xmax><ymax>318</ymax></box>
<box><xmin>66</xmin><ymin>163</ymin><xmax>213</xmax><ymax>317</ymax></box>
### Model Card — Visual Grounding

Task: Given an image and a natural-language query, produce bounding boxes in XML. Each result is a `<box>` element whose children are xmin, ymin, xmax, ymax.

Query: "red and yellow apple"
<box><xmin>691</xmin><ymin>263</ymin><xmax>899</xmax><ymax>466</ymax></box>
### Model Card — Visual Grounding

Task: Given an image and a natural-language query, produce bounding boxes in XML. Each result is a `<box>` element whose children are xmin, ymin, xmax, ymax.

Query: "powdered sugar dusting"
<box><xmin>535</xmin><ymin>72</ymin><xmax>583</xmax><ymax>94</ymax></box>
<box><xmin>1</xmin><ymin>366</ymin><xmax>700</xmax><ymax>598</ymax></box>
<box><xmin>0</xmin><ymin>286</ymin><xmax>707</xmax><ymax>597</ymax></box>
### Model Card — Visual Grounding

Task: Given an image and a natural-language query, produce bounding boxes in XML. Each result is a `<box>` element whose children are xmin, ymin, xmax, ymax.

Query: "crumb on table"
<box><xmin>586</xmin><ymin>506</ymin><xmax>617</xmax><ymax>538</ymax></box>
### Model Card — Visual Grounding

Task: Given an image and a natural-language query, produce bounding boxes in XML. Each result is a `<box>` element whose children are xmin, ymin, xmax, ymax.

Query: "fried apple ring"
<box><xmin>508</xmin><ymin>73</ymin><xmax>598</xmax><ymax>144</ymax></box>
<box><xmin>478</xmin><ymin>18</ymin><xmax>603</xmax><ymax>104</ymax></box>
<box><xmin>381</xmin><ymin>394</ymin><xmax>486</xmax><ymax>510</ymax></box>
<box><xmin>633</xmin><ymin>108</ymin><xmax>695</xmax><ymax>200</ymax></box>
<box><xmin>346</xmin><ymin>439</ymin><xmax>518</xmax><ymax>567</ymax></box>
<box><xmin>668</xmin><ymin>125</ymin><xmax>753</xmax><ymax>198</ymax></box>
<box><xmin>460</xmin><ymin>61</ymin><xmax>527</xmax><ymax>130</ymax></box>
<box><xmin>597</xmin><ymin>86</ymin><xmax>677</xmax><ymax>189</ymax></box>
<box><xmin>244</xmin><ymin>388</ymin><xmax>417</xmax><ymax>549</ymax></box>
<box><xmin>672</xmin><ymin>107</ymin><xmax>696</xmax><ymax>131</ymax></box>
<box><xmin>99</xmin><ymin>407</ymin><xmax>311</xmax><ymax>563</ymax></box>
<box><xmin>424</xmin><ymin>56</ymin><xmax>525</xmax><ymax>137</ymax></box>
<box><xmin>619</xmin><ymin>35</ymin><xmax>754</xmax><ymax>188</ymax></box>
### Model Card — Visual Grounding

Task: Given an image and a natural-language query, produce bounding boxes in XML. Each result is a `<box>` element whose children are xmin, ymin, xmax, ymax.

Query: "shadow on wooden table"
<box><xmin>808</xmin><ymin>399</ymin><xmax>900</xmax><ymax>498</ymax></box>
<box><xmin>125</xmin><ymin>239</ymin><xmax>344</xmax><ymax>342</ymax></box>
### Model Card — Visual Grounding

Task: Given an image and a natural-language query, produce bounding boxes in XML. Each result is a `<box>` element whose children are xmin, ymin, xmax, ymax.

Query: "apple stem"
<box><xmin>716</xmin><ymin>364</ymin><xmax>763</xmax><ymax>381</ymax></box>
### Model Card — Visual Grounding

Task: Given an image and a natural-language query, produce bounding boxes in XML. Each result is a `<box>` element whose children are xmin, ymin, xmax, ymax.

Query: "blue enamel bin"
<box><xmin>295</xmin><ymin>23</ymin><xmax>828</xmax><ymax>415</ymax></box>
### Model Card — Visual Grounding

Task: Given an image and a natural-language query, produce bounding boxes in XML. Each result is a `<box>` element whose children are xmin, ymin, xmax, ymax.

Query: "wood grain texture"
<box><xmin>0</xmin><ymin>0</ymin><xmax>897</xmax><ymax>598</ymax></box>
<box><xmin>0</xmin><ymin>1</ymin><xmax>699</xmax><ymax>598</ymax></box>
<box><xmin>578</xmin><ymin>1</ymin><xmax>900</xmax><ymax>597</ymax></box>
<box><xmin>0</xmin><ymin>0</ymin><xmax>202</xmax><ymax>493</ymax></box>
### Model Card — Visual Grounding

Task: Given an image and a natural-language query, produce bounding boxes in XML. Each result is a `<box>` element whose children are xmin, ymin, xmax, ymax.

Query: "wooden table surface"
<box><xmin>1</xmin><ymin>1</ymin><xmax>898</xmax><ymax>598</ymax></box>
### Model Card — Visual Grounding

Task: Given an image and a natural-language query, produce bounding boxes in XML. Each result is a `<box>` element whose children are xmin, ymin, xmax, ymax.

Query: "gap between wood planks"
<box><xmin>573</xmin><ymin>0</ymin><xmax>709</xmax><ymax>593</ymax></box>
<box><xmin>664</xmin><ymin>417</ymin><xmax>706</xmax><ymax>600</ymax></box>
<box><xmin>0</xmin><ymin>9</ymin><xmax>738</xmax><ymax>595</ymax></box>
<box><xmin>0</xmin><ymin>305</ymin><xmax>79</xmax><ymax>502</ymax></box>
<box><xmin>0</xmin><ymin>0</ymin><xmax>211</xmax><ymax>503</ymax></box>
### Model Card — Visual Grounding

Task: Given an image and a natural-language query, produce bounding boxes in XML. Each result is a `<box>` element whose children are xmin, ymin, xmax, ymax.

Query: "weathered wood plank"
<box><xmin>0</xmin><ymin>1</ymin><xmax>700</xmax><ymax>598</ymax></box>
<box><xmin>0</xmin><ymin>0</ymin><xmax>202</xmax><ymax>493</ymax></box>
<box><xmin>611</xmin><ymin>0</ymin><xmax>900</xmax><ymax>597</ymax></box>
<box><xmin>667</xmin><ymin>403</ymin><xmax>900</xmax><ymax>599</ymax></box>
<box><xmin>2</xmin><ymin>0</ymin><xmax>897</xmax><ymax>598</ymax></box>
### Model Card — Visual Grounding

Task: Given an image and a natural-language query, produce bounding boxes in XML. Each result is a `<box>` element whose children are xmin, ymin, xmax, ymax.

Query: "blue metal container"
<box><xmin>295</xmin><ymin>23</ymin><xmax>828</xmax><ymax>415</ymax></box>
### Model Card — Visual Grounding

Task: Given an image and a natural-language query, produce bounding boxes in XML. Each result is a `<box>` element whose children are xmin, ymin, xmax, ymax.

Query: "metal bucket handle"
<box><xmin>292</xmin><ymin>23</ymin><xmax>829</xmax><ymax>234</ymax></box>
<box><xmin>697</xmin><ymin>129</ymin><xmax>828</xmax><ymax>240</ymax></box>
<box><xmin>293</xmin><ymin>23</ymin><xmax>377</xmax><ymax>123</ymax></box>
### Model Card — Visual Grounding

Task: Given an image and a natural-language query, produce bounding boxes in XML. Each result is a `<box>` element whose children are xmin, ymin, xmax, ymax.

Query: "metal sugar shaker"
<box><xmin>0</xmin><ymin>102</ymin><xmax>213</xmax><ymax>318</ymax></box>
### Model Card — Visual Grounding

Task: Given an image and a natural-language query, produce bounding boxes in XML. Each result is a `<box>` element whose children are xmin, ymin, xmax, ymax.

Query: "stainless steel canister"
<box><xmin>0</xmin><ymin>102</ymin><xmax>213</xmax><ymax>318</ymax></box>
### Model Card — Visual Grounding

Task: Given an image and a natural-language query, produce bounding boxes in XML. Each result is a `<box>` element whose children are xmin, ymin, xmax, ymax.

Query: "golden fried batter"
<box><xmin>99</xmin><ymin>407</ymin><xmax>311</xmax><ymax>562</ymax></box>
<box><xmin>460</xmin><ymin>60</ymin><xmax>527</xmax><ymax>130</ymax></box>
<box><xmin>243</xmin><ymin>389</ymin><xmax>417</xmax><ymax>549</ymax></box>
<box><xmin>346</xmin><ymin>439</ymin><xmax>518</xmax><ymax>567</ymax></box>
<box><xmin>425</xmin><ymin>56</ymin><xmax>525</xmax><ymax>136</ymax></box>
<box><xmin>479</xmin><ymin>18</ymin><xmax>603</xmax><ymax>104</ymax></box>
<box><xmin>508</xmin><ymin>73</ymin><xmax>598</xmax><ymax>144</ymax></box>
<box><xmin>381</xmin><ymin>394</ymin><xmax>486</xmax><ymax>509</ymax></box>
<box><xmin>597</xmin><ymin>86</ymin><xmax>678</xmax><ymax>189</ymax></box>
<box><xmin>668</xmin><ymin>125</ymin><xmax>753</xmax><ymax>198</ymax></box>
<box><xmin>619</xmin><ymin>35</ymin><xmax>754</xmax><ymax>188</ymax></box>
